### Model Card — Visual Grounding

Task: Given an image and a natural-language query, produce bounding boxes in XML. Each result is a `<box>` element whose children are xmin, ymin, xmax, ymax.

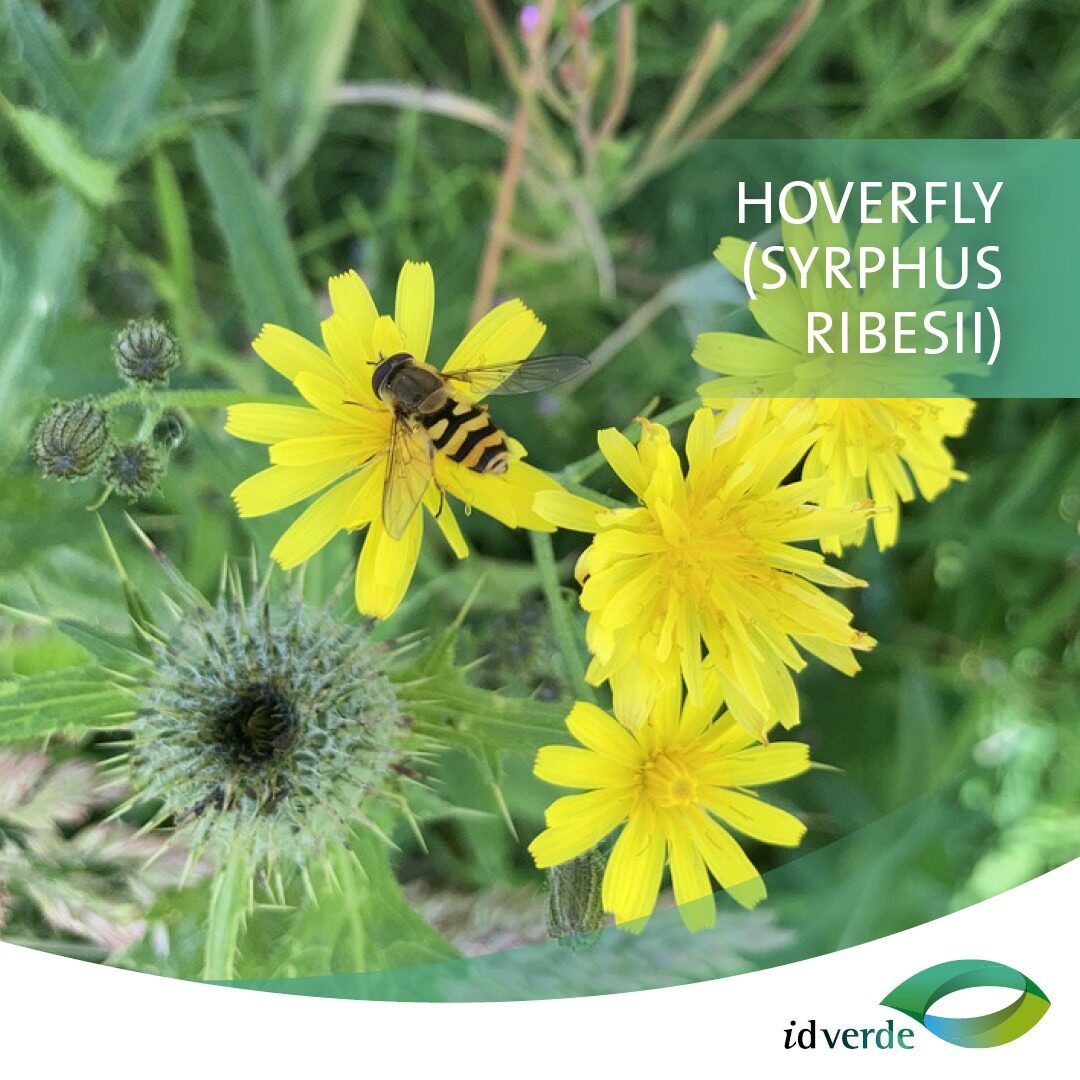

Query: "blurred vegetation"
<box><xmin>0</xmin><ymin>0</ymin><xmax>1077</xmax><ymax>978</ymax></box>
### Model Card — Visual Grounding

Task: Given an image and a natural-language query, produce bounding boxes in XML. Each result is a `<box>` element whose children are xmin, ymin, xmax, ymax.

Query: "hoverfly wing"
<box><xmin>443</xmin><ymin>353</ymin><xmax>588</xmax><ymax>396</ymax></box>
<box><xmin>381</xmin><ymin>411</ymin><xmax>434</xmax><ymax>539</ymax></box>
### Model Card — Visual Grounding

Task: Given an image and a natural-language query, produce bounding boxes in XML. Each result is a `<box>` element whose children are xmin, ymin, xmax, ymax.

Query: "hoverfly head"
<box><xmin>371</xmin><ymin>352</ymin><xmax>413</xmax><ymax>400</ymax></box>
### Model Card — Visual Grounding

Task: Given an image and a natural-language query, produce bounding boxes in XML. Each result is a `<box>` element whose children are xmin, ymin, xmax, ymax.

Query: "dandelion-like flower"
<box><xmin>694</xmin><ymin>187</ymin><xmax>974</xmax><ymax>552</ymax></box>
<box><xmin>128</xmin><ymin>578</ymin><xmax>404</xmax><ymax>866</ymax></box>
<box><xmin>529</xmin><ymin>677</ymin><xmax>812</xmax><ymax>930</ymax></box>
<box><xmin>227</xmin><ymin>260</ymin><xmax>563</xmax><ymax>618</ymax></box>
<box><xmin>535</xmin><ymin>407</ymin><xmax>875</xmax><ymax>734</ymax></box>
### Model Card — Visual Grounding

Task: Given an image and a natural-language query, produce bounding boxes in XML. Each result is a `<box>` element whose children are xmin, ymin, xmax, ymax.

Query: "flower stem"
<box><xmin>100</xmin><ymin>388</ymin><xmax>298</xmax><ymax>411</ymax></box>
<box><xmin>202</xmin><ymin>837</ymin><xmax>253</xmax><ymax>981</ymax></box>
<box><xmin>530</xmin><ymin>531</ymin><xmax>595</xmax><ymax>703</ymax></box>
<box><xmin>559</xmin><ymin>398</ymin><xmax>700</xmax><ymax>483</ymax></box>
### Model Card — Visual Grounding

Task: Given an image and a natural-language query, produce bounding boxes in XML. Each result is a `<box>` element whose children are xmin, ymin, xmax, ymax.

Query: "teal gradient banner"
<box><xmin>689</xmin><ymin>139</ymin><xmax>1080</xmax><ymax>398</ymax></box>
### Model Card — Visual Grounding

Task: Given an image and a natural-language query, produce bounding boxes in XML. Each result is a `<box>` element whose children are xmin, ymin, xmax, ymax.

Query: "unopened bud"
<box><xmin>103</xmin><ymin>441</ymin><xmax>162</xmax><ymax>501</ymax></box>
<box><xmin>113</xmin><ymin>319</ymin><xmax>178</xmax><ymax>385</ymax></box>
<box><xmin>152</xmin><ymin>410</ymin><xmax>186</xmax><ymax>452</ymax></box>
<box><xmin>33</xmin><ymin>399</ymin><xmax>110</xmax><ymax>480</ymax></box>
<box><xmin>571</xmin><ymin>10</ymin><xmax>590</xmax><ymax>39</ymax></box>
<box><xmin>547</xmin><ymin>847</ymin><xmax>605</xmax><ymax>947</ymax></box>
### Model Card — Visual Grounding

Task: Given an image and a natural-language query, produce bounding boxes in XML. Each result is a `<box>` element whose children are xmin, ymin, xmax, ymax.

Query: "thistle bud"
<box><xmin>113</xmin><ymin>319</ymin><xmax>178</xmax><ymax>385</ymax></box>
<box><xmin>547</xmin><ymin>846</ymin><xmax>605</xmax><ymax>947</ymax></box>
<box><xmin>102</xmin><ymin>441</ymin><xmax>162</xmax><ymax>501</ymax></box>
<box><xmin>32</xmin><ymin>399</ymin><xmax>110</xmax><ymax>480</ymax></box>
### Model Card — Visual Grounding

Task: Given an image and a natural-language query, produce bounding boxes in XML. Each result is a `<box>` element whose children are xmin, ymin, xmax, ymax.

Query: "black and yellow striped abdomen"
<box><xmin>420</xmin><ymin>397</ymin><xmax>510</xmax><ymax>474</ymax></box>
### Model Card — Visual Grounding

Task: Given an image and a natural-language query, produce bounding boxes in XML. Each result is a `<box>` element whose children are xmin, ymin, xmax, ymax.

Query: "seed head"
<box><xmin>102</xmin><ymin>441</ymin><xmax>163</xmax><ymax>501</ymax></box>
<box><xmin>129</xmin><ymin>584</ymin><xmax>405</xmax><ymax>865</ymax></box>
<box><xmin>33</xmin><ymin>399</ymin><xmax>110</xmax><ymax>480</ymax></box>
<box><xmin>113</xmin><ymin>319</ymin><xmax>179</xmax><ymax>385</ymax></box>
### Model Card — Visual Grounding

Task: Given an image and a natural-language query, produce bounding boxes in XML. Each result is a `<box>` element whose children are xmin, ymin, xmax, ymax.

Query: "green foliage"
<box><xmin>0</xmin><ymin>0</ymin><xmax>1076</xmax><ymax>983</ymax></box>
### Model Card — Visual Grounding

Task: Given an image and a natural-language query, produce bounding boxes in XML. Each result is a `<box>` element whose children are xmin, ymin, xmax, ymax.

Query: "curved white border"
<box><xmin>1</xmin><ymin>860</ymin><xmax>1074</xmax><ymax>1077</ymax></box>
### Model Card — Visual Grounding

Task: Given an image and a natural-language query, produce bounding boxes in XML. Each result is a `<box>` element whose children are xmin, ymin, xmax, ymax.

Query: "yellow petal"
<box><xmin>602</xmin><ymin>806</ymin><xmax>665</xmax><ymax>927</ymax></box>
<box><xmin>564</xmin><ymin>701</ymin><xmax>642</xmax><ymax>767</ymax></box>
<box><xmin>686</xmin><ymin>808</ymin><xmax>766</xmax><ymax>909</ymax></box>
<box><xmin>528</xmin><ymin>791</ymin><xmax>628</xmax><ymax>868</ymax></box>
<box><xmin>372</xmin><ymin>314</ymin><xmax>406</xmax><ymax>358</ymax></box>
<box><xmin>270</xmin><ymin>472</ymin><xmax>367</xmax><ymax>569</ymax></box>
<box><xmin>698</xmin><ymin>742</ymin><xmax>811</xmax><ymax>787</ymax></box>
<box><xmin>225</xmin><ymin>404</ymin><xmax>349</xmax><ymax>444</ymax></box>
<box><xmin>327</xmin><ymin>270</ymin><xmax>379</xmax><ymax>361</ymax></box>
<box><xmin>534</xmin><ymin>745</ymin><xmax>635</xmax><ymax>790</ymax></box>
<box><xmin>252</xmin><ymin>324</ymin><xmax>337</xmax><ymax>383</ymax></box>
<box><xmin>692</xmin><ymin>332</ymin><xmax>800</xmax><ymax>376</ymax></box>
<box><xmin>442</xmin><ymin>298</ymin><xmax>545</xmax><ymax>383</ymax></box>
<box><xmin>424</xmin><ymin>486</ymin><xmax>468</xmax><ymax>559</ymax></box>
<box><xmin>395</xmin><ymin>260</ymin><xmax>435</xmax><ymax>363</ymax></box>
<box><xmin>321</xmin><ymin>314</ymin><xmax>378</xmax><ymax>403</ymax></box>
<box><xmin>354</xmin><ymin>512</ymin><xmax>422</xmax><ymax>619</ymax></box>
<box><xmin>533</xmin><ymin>489</ymin><xmax>604</xmax><ymax>533</ymax></box>
<box><xmin>293</xmin><ymin>370</ymin><xmax>361</xmax><ymax>423</ymax></box>
<box><xmin>232</xmin><ymin>459</ymin><xmax>356</xmax><ymax>518</ymax></box>
<box><xmin>597</xmin><ymin>427</ymin><xmax>647</xmax><ymax>496</ymax></box>
<box><xmin>668</xmin><ymin>828</ymin><xmax>716</xmax><ymax>931</ymax></box>
<box><xmin>269</xmin><ymin>431</ymin><xmax>381</xmax><ymax>467</ymax></box>
<box><xmin>703</xmin><ymin>789</ymin><xmax>806</xmax><ymax>847</ymax></box>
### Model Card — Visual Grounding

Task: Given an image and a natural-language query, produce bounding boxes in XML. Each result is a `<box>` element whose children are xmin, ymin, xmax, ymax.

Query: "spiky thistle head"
<box><xmin>128</xmin><ymin>574</ymin><xmax>406</xmax><ymax>867</ymax></box>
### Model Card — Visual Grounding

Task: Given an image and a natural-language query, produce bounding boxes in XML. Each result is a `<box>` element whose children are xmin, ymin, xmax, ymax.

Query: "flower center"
<box><xmin>641</xmin><ymin>750</ymin><xmax>700</xmax><ymax>808</ymax></box>
<box><xmin>214</xmin><ymin>680</ymin><xmax>298</xmax><ymax>765</ymax></box>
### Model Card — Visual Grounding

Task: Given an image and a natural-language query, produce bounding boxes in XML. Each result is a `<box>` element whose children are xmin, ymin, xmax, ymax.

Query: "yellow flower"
<box><xmin>535</xmin><ymin>407</ymin><xmax>875</xmax><ymax>734</ymax></box>
<box><xmin>529</xmin><ymin>677</ymin><xmax>812</xmax><ymax>931</ymax></box>
<box><xmin>226</xmin><ymin>261</ymin><xmax>561</xmax><ymax>618</ymax></box>
<box><xmin>694</xmin><ymin>186</ymin><xmax>974</xmax><ymax>552</ymax></box>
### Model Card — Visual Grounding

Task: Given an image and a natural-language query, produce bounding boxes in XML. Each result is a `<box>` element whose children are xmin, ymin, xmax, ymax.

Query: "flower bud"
<box><xmin>103</xmin><ymin>441</ymin><xmax>162</xmax><ymax>501</ymax></box>
<box><xmin>113</xmin><ymin>319</ymin><xmax>178</xmax><ymax>385</ymax></box>
<box><xmin>33</xmin><ymin>399</ymin><xmax>110</xmax><ymax>480</ymax></box>
<box><xmin>152</xmin><ymin>410</ymin><xmax>186</xmax><ymax>452</ymax></box>
<box><xmin>547</xmin><ymin>846</ymin><xmax>605</xmax><ymax>946</ymax></box>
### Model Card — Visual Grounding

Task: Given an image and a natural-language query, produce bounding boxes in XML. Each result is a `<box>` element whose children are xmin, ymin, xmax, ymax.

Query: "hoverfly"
<box><xmin>365</xmin><ymin>351</ymin><xmax>588</xmax><ymax>539</ymax></box>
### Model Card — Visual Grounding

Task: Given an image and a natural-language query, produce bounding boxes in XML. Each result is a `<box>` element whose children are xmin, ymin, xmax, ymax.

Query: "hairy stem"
<box><xmin>530</xmin><ymin>531</ymin><xmax>594</xmax><ymax>703</ymax></box>
<box><xmin>202</xmin><ymin>837</ymin><xmax>253</xmax><ymax>981</ymax></box>
<box><xmin>100</xmin><ymin>388</ymin><xmax>298</xmax><ymax>411</ymax></box>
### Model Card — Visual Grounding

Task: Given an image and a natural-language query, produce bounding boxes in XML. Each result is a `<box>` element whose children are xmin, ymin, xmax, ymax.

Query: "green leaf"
<box><xmin>253</xmin><ymin>0</ymin><xmax>365</xmax><ymax>189</ymax></box>
<box><xmin>192</xmin><ymin>124</ymin><xmax>319</xmax><ymax>338</ymax></box>
<box><xmin>2</xmin><ymin>0</ymin><xmax>104</xmax><ymax>128</ymax></box>
<box><xmin>236</xmin><ymin>830</ymin><xmax>459</xmax><ymax>978</ymax></box>
<box><xmin>1</xmin><ymin>102</ymin><xmax>120</xmax><ymax>206</ymax></box>
<box><xmin>0</xmin><ymin>667</ymin><xmax>136</xmax><ymax>741</ymax></box>
<box><xmin>85</xmin><ymin>0</ymin><xmax>192</xmax><ymax>159</ymax></box>
<box><xmin>0</xmin><ymin>185</ymin><xmax>93</xmax><ymax>428</ymax></box>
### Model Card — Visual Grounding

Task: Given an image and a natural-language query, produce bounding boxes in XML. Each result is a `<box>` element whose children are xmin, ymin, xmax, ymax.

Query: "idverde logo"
<box><xmin>881</xmin><ymin>959</ymin><xmax>1051</xmax><ymax>1049</ymax></box>
<box><xmin>783</xmin><ymin>960</ymin><xmax>1050</xmax><ymax>1052</ymax></box>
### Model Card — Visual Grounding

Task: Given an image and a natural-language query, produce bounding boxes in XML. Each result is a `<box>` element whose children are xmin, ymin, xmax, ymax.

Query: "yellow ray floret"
<box><xmin>535</xmin><ymin>407</ymin><xmax>876</xmax><ymax>734</ymax></box>
<box><xmin>693</xmin><ymin>182</ymin><xmax>974</xmax><ymax>553</ymax></box>
<box><xmin>529</xmin><ymin>676</ymin><xmax>812</xmax><ymax>931</ymax></box>
<box><xmin>226</xmin><ymin>260</ymin><xmax>563</xmax><ymax>619</ymax></box>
